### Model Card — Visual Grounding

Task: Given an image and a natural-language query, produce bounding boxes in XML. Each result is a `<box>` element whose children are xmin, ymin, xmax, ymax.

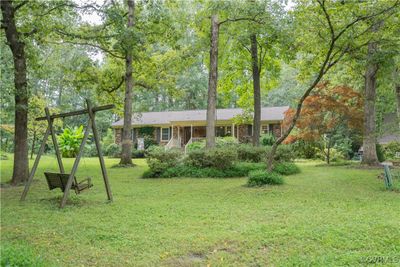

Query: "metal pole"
<box><xmin>20</xmin><ymin>125</ymin><xmax>51</xmax><ymax>201</ymax></box>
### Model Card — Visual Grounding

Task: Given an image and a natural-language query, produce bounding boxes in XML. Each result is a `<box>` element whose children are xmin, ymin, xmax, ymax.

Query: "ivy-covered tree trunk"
<box><xmin>120</xmin><ymin>0</ymin><xmax>135</xmax><ymax>165</ymax></box>
<box><xmin>251</xmin><ymin>34</ymin><xmax>261</xmax><ymax>146</ymax></box>
<box><xmin>362</xmin><ymin>38</ymin><xmax>379</xmax><ymax>165</ymax></box>
<box><xmin>1</xmin><ymin>0</ymin><xmax>29</xmax><ymax>185</ymax></box>
<box><xmin>206</xmin><ymin>15</ymin><xmax>219</xmax><ymax>149</ymax></box>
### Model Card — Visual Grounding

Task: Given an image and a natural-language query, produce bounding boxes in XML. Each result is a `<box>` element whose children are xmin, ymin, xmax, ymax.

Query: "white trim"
<box><xmin>161</xmin><ymin>127</ymin><xmax>170</xmax><ymax>141</ymax></box>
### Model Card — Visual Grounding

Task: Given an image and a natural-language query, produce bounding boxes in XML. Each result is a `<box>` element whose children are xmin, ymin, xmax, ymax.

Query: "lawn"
<box><xmin>1</xmin><ymin>155</ymin><xmax>399</xmax><ymax>266</ymax></box>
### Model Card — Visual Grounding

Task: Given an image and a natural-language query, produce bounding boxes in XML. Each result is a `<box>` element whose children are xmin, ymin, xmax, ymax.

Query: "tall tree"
<box><xmin>120</xmin><ymin>0</ymin><xmax>135</xmax><ymax>165</ymax></box>
<box><xmin>203</xmin><ymin>1</ymin><xmax>267</xmax><ymax>148</ymax></box>
<box><xmin>362</xmin><ymin>22</ymin><xmax>380</xmax><ymax>165</ymax></box>
<box><xmin>266</xmin><ymin>0</ymin><xmax>400</xmax><ymax>170</ymax></box>
<box><xmin>1</xmin><ymin>0</ymin><xmax>29</xmax><ymax>184</ymax></box>
<box><xmin>250</xmin><ymin>34</ymin><xmax>261</xmax><ymax>146</ymax></box>
<box><xmin>206</xmin><ymin>14</ymin><xmax>219</xmax><ymax>148</ymax></box>
<box><xmin>283</xmin><ymin>83</ymin><xmax>363</xmax><ymax>164</ymax></box>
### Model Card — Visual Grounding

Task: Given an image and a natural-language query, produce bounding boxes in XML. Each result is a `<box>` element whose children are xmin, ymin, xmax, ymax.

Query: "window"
<box><xmin>261</xmin><ymin>125</ymin><xmax>269</xmax><ymax>134</ymax></box>
<box><xmin>161</xmin><ymin>127</ymin><xmax>170</xmax><ymax>141</ymax></box>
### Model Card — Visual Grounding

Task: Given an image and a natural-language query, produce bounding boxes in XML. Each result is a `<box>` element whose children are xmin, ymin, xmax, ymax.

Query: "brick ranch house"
<box><xmin>112</xmin><ymin>106</ymin><xmax>289</xmax><ymax>149</ymax></box>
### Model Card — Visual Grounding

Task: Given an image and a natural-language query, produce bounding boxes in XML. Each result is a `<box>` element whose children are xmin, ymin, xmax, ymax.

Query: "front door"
<box><xmin>183</xmin><ymin>127</ymin><xmax>191</xmax><ymax>145</ymax></box>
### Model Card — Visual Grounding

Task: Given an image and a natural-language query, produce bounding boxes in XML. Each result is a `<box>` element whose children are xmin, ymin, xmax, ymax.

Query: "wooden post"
<box><xmin>86</xmin><ymin>100</ymin><xmax>113</xmax><ymax>202</ymax></box>
<box><xmin>45</xmin><ymin>108</ymin><xmax>64</xmax><ymax>174</ymax></box>
<box><xmin>20</xmin><ymin>125</ymin><xmax>51</xmax><ymax>201</ymax></box>
<box><xmin>60</xmin><ymin>119</ymin><xmax>92</xmax><ymax>208</ymax></box>
<box><xmin>178</xmin><ymin>126</ymin><xmax>180</xmax><ymax>147</ymax></box>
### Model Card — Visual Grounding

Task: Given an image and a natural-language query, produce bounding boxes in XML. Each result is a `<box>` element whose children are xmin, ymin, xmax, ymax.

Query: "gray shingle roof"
<box><xmin>111</xmin><ymin>106</ymin><xmax>289</xmax><ymax>127</ymax></box>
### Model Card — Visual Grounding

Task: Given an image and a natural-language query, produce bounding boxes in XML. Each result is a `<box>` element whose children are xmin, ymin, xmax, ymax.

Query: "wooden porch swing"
<box><xmin>20</xmin><ymin>100</ymin><xmax>114</xmax><ymax>208</ymax></box>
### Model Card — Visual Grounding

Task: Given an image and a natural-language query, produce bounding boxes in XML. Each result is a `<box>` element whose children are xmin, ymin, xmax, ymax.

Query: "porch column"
<box><xmin>191</xmin><ymin>124</ymin><xmax>193</xmax><ymax>139</ymax></box>
<box><xmin>178</xmin><ymin>126</ymin><xmax>180</xmax><ymax>143</ymax></box>
<box><xmin>232</xmin><ymin>123</ymin><xmax>235</xmax><ymax>137</ymax></box>
<box><xmin>171</xmin><ymin>125</ymin><xmax>174</xmax><ymax>140</ymax></box>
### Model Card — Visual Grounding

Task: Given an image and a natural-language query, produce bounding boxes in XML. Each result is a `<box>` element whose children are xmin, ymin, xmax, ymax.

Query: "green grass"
<box><xmin>1</xmin><ymin>155</ymin><xmax>399</xmax><ymax>266</ymax></box>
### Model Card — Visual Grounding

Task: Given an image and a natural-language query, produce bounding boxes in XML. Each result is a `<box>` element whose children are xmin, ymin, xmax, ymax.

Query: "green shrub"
<box><xmin>143</xmin><ymin>162</ymin><xmax>266</xmax><ymax>179</ymax></box>
<box><xmin>275</xmin><ymin>145</ymin><xmax>296</xmax><ymax>162</ymax></box>
<box><xmin>142</xmin><ymin>169</ymin><xmax>157</xmax><ymax>178</ymax></box>
<box><xmin>185</xmin><ymin>147</ymin><xmax>237</xmax><ymax>169</ymax></box>
<box><xmin>261</xmin><ymin>133</ymin><xmax>275</xmax><ymax>146</ymax></box>
<box><xmin>132</xmin><ymin>149</ymin><xmax>145</xmax><ymax>158</ymax></box>
<box><xmin>84</xmin><ymin>143</ymin><xmax>98</xmax><ymax>157</ymax></box>
<box><xmin>376</xmin><ymin>144</ymin><xmax>385</xmax><ymax>162</ymax></box>
<box><xmin>237</xmin><ymin>144</ymin><xmax>267</xmax><ymax>162</ymax></box>
<box><xmin>185</xmin><ymin>149</ymin><xmax>212</xmax><ymax>168</ymax></box>
<box><xmin>160</xmin><ymin>165</ymin><xmax>226</xmax><ymax>178</ymax></box>
<box><xmin>57</xmin><ymin>126</ymin><xmax>85</xmax><ymax>158</ymax></box>
<box><xmin>105</xmin><ymin>143</ymin><xmax>121</xmax><ymax>158</ymax></box>
<box><xmin>186</xmin><ymin>137</ymin><xmax>239</xmax><ymax>152</ymax></box>
<box><xmin>273</xmin><ymin>162</ymin><xmax>300</xmax><ymax>175</ymax></box>
<box><xmin>247</xmin><ymin>170</ymin><xmax>284</xmax><ymax>187</ymax></box>
<box><xmin>383</xmin><ymin>142</ymin><xmax>400</xmax><ymax>160</ymax></box>
<box><xmin>292</xmin><ymin>140</ymin><xmax>318</xmax><ymax>159</ymax></box>
<box><xmin>264</xmin><ymin>145</ymin><xmax>296</xmax><ymax>163</ymax></box>
<box><xmin>186</xmin><ymin>140</ymin><xmax>205</xmax><ymax>151</ymax></box>
<box><xmin>216</xmin><ymin>136</ymin><xmax>239</xmax><ymax>147</ymax></box>
<box><xmin>230</xmin><ymin>162</ymin><xmax>265</xmax><ymax>176</ymax></box>
<box><xmin>316</xmin><ymin>148</ymin><xmax>345</xmax><ymax>163</ymax></box>
<box><xmin>146</xmin><ymin>146</ymin><xmax>182</xmax><ymax>175</ymax></box>
<box><xmin>144</xmin><ymin>135</ymin><xmax>158</xmax><ymax>149</ymax></box>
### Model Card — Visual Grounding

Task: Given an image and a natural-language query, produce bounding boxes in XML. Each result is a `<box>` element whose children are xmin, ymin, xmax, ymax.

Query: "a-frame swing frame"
<box><xmin>20</xmin><ymin>100</ymin><xmax>114</xmax><ymax>208</ymax></box>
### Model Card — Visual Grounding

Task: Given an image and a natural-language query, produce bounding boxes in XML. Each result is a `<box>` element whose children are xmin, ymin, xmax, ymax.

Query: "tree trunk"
<box><xmin>119</xmin><ymin>0</ymin><xmax>135</xmax><ymax>165</ymax></box>
<box><xmin>361</xmin><ymin>35</ymin><xmax>379</xmax><ymax>165</ymax></box>
<box><xmin>1</xmin><ymin>0</ymin><xmax>29</xmax><ymax>185</ymax></box>
<box><xmin>251</xmin><ymin>34</ymin><xmax>261</xmax><ymax>146</ymax></box>
<box><xmin>326</xmin><ymin>136</ymin><xmax>331</xmax><ymax>164</ymax></box>
<box><xmin>30</xmin><ymin>131</ymin><xmax>36</xmax><ymax>160</ymax></box>
<box><xmin>395</xmin><ymin>68</ymin><xmax>400</xmax><ymax>130</ymax></box>
<box><xmin>206</xmin><ymin>15</ymin><xmax>219</xmax><ymax>149</ymax></box>
<box><xmin>58</xmin><ymin>85</ymin><xmax>63</xmax><ymax>106</ymax></box>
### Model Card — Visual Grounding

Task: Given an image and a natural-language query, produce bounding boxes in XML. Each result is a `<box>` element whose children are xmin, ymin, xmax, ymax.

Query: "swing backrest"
<box><xmin>44</xmin><ymin>172</ymin><xmax>78</xmax><ymax>192</ymax></box>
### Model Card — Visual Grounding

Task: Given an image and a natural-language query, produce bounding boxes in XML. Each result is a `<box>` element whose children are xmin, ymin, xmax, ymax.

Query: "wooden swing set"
<box><xmin>20</xmin><ymin>100</ymin><xmax>114</xmax><ymax>208</ymax></box>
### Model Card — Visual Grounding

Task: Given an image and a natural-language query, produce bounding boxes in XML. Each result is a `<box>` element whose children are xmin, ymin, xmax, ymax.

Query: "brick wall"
<box><xmin>114</xmin><ymin>128</ymin><xmax>122</xmax><ymax>144</ymax></box>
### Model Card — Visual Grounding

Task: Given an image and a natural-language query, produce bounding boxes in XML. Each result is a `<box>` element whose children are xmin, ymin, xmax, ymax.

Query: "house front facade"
<box><xmin>112</xmin><ymin>106</ymin><xmax>289</xmax><ymax>149</ymax></box>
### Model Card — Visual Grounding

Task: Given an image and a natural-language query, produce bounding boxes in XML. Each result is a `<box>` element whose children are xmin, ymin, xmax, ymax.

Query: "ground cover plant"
<box><xmin>273</xmin><ymin>162</ymin><xmax>301</xmax><ymax>175</ymax></box>
<box><xmin>1</xmin><ymin>155</ymin><xmax>399</xmax><ymax>266</ymax></box>
<box><xmin>247</xmin><ymin>170</ymin><xmax>284</xmax><ymax>187</ymax></box>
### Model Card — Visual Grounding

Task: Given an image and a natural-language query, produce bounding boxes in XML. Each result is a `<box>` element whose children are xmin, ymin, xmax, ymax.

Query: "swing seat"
<box><xmin>44</xmin><ymin>172</ymin><xmax>93</xmax><ymax>193</ymax></box>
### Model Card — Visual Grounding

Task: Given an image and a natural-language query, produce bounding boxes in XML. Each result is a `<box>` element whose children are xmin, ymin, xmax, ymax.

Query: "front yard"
<box><xmin>1</xmin><ymin>156</ymin><xmax>399</xmax><ymax>266</ymax></box>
